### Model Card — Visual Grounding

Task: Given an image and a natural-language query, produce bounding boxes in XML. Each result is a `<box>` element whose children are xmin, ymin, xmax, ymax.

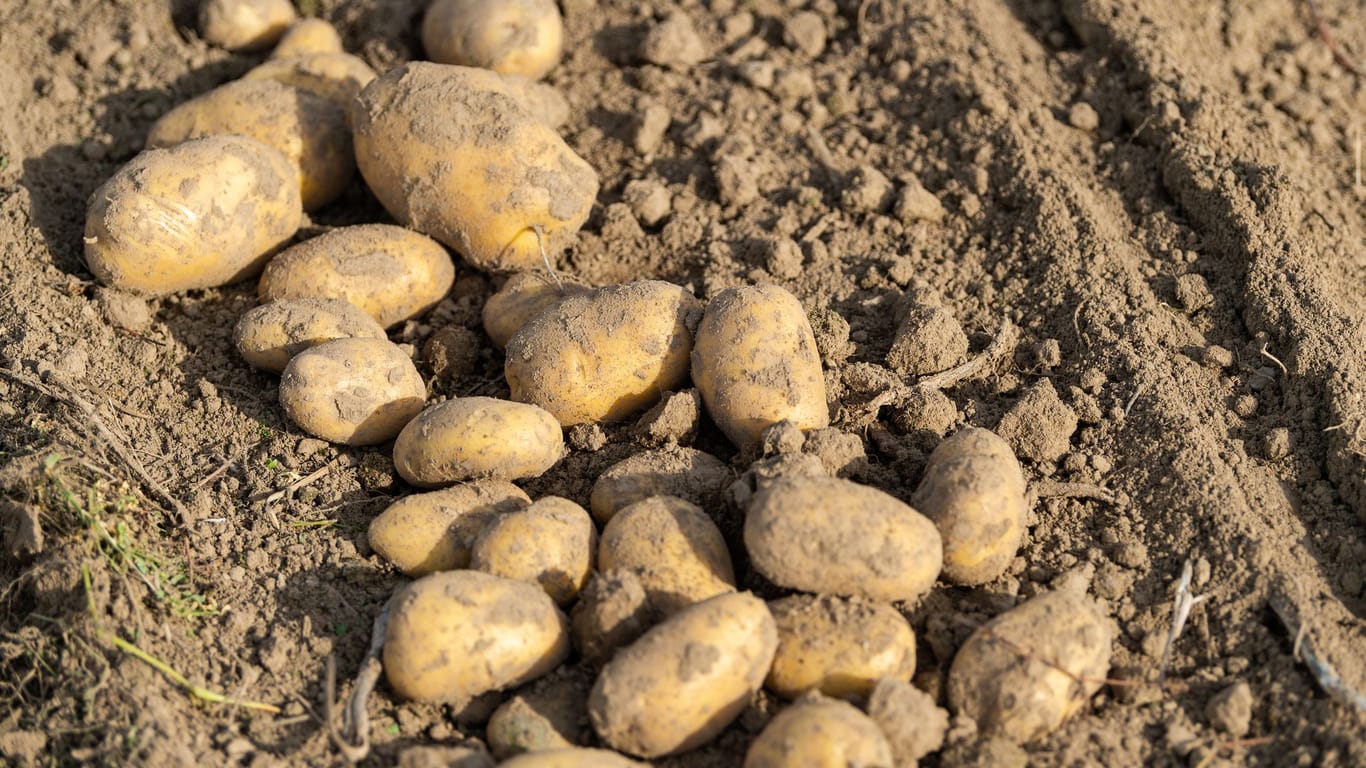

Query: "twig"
<box><xmin>1270</xmin><ymin>590</ymin><xmax>1366</xmax><ymax>713</ymax></box>
<box><xmin>1258</xmin><ymin>343</ymin><xmax>1288</xmax><ymax>376</ymax></box>
<box><xmin>954</xmin><ymin>616</ymin><xmax>1136</xmax><ymax>689</ymax></box>
<box><xmin>1029</xmin><ymin>479</ymin><xmax>1116</xmax><ymax>505</ymax></box>
<box><xmin>256</xmin><ymin>455</ymin><xmax>358</xmax><ymax>506</ymax></box>
<box><xmin>1123</xmin><ymin>382</ymin><xmax>1144</xmax><ymax>418</ymax></box>
<box><xmin>531</xmin><ymin>224</ymin><xmax>563</xmax><ymax>290</ymax></box>
<box><xmin>1305</xmin><ymin>0</ymin><xmax>1362</xmax><ymax>75</ymax></box>
<box><xmin>326</xmin><ymin>602</ymin><xmax>390</xmax><ymax>763</ymax></box>
<box><xmin>917</xmin><ymin>318</ymin><xmax>1019</xmax><ymax>390</ymax></box>
<box><xmin>1158</xmin><ymin>559</ymin><xmax>1206</xmax><ymax>684</ymax></box>
<box><xmin>190</xmin><ymin>442</ymin><xmax>255</xmax><ymax>493</ymax></box>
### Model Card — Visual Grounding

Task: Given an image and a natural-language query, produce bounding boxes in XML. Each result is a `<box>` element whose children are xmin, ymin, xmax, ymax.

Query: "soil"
<box><xmin>2</xmin><ymin>0</ymin><xmax>1365</xmax><ymax>766</ymax></box>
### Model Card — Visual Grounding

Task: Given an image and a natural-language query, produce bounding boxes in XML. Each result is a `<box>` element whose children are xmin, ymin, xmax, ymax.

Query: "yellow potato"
<box><xmin>353</xmin><ymin>62</ymin><xmax>598</xmax><ymax>273</ymax></box>
<box><xmin>506</xmin><ymin>281</ymin><xmax>701</xmax><ymax>426</ymax></box>
<box><xmin>199</xmin><ymin>0</ymin><xmax>296</xmax><ymax>52</ymax></box>
<box><xmin>766</xmin><ymin>594</ymin><xmax>916</xmax><ymax>700</ymax></box>
<box><xmin>589</xmin><ymin>446</ymin><xmax>730</xmax><ymax>526</ymax></box>
<box><xmin>497</xmin><ymin>749</ymin><xmax>645</xmax><ymax>768</ymax></box>
<box><xmin>258</xmin><ymin>224</ymin><xmax>456</xmax><ymax>329</ymax></box>
<box><xmin>422</xmin><ymin>0</ymin><xmax>564</xmax><ymax>80</ymax></box>
<box><xmin>233</xmin><ymin>298</ymin><xmax>386</xmax><ymax>374</ymax></box>
<box><xmin>369</xmin><ymin>480</ymin><xmax>531</xmax><ymax>577</ymax></box>
<box><xmin>277</xmin><ymin>337</ymin><xmax>426</xmax><ymax>445</ymax></box>
<box><xmin>383</xmin><ymin>570</ymin><xmax>570</xmax><ymax>705</ymax></box>
<box><xmin>243</xmin><ymin>52</ymin><xmax>378</xmax><ymax>116</ymax></box>
<box><xmin>483</xmin><ymin>272</ymin><xmax>591</xmax><ymax>350</ymax></box>
<box><xmin>743</xmin><ymin>696</ymin><xmax>894</xmax><ymax>768</ymax></box>
<box><xmin>84</xmin><ymin>135</ymin><xmax>300</xmax><ymax>296</ymax></box>
<box><xmin>471</xmin><ymin>496</ymin><xmax>596</xmax><ymax>605</ymax></box>
<box><xmin>270</xmin><ymin>18</ymin><xmax>343</xmax><ymax>58</ymax></box>
<box><xmin>590</xmin><ymin>591</ymin><xmax>778</xmax><ymax>758</ymax></box>
<box><xmin>392</xmin><ymin>397</ymin><xmax>564</xmax><ymax>487</ymax></box>
<box><xmin>599</xmin><ymin>496</ymin><xmax>735</xmax><ymax>616</ymax></box>
<box><xmin>692</xmin><ymin>284</ymin><xmax>829</xmax><ymax>451</ymax></box>
<box><xmin>744</xmin><ymin>477</ymin><xmax>942</xmax><ymax>603</ymax></box>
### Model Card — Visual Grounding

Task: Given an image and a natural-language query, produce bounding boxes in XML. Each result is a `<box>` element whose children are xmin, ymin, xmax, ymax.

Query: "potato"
<box><xmin>278</xmin><ymin>337</ymin><xmax>426</xmax><ymax>445</ymax></box>
<box><xmin>258</xmin><ymin>224</ymin><xmax>456</xmax><ymax>328</ymax></box>
<box><xmin>233</xmin><ymin>298</ymin><xmax>386</xmax><ymax>374</ymax></box>
<box><xmin>243</xmin><ymin>52</ymin><xmax>378</xmax><ymax>115</ymax></box>
<box><xmin>599</xmin><ymin>496</ymin><xmax>735</xmax><ymax>616</ymax></box>
<box><xmin>486</xmin><ymin>670</ymin><xmax>592</xmax><ymax>759</ymax></box>
<box><xmin>199</xmin><ymin>0</ymin><xmax>296</xmax><ymax>52</ymax></box>
<box><xmin>766</xmin><ymin>594</ymin><xmax>917</xmax><ymax>700</ymax></box>
<box><xmin>271</xmin><ymin>18</ymin><xmax>343</xmax><ymax>58</ymax></box>
<box><xmin>422</xmin><ymin>0</ymin><xmax>564</xmax><ymax>81</ymax></box>
<box><xmin>497</xmin><ymin>749</ymin><xmax>645</xmax><ymax>768</ymax></box>
<box><xmin>352</xmin><ymin>62</ymin><xmax>598</xmax><ymax>273</ymax></box>
<box><xmin>590</xmin><ymin>591</ymin><xmax>778</xmax><ymax>758</ymax></box>
<box><xmin>471</xmin><ymin>496</ymin><xmax>596</xmax><ymax>605</ymax></box>
<box><xmin>692</xmin><ymin>285</ymin><xmax>829</xmax><ymax>451</ymax></box>
<box><xmin>570</xmin><ymin>569</ymin><xmax>652</xmax><ymax>666</ymax></box>
<box><xmin>369</xmin><ymin>480</ymin><xmax>531</xmax><ymax>577</ymax></box>
<box><xmin>947</xmin><ymin>587</ymin><xmax>1114</xmax><ymax>742</ymax></box>
<box><xmin>866</xmin><ymin>678</ymin><xmax>949</xmax><ymax>765</ymax></box>
<box><xmin>383</xmin><ymin>570</ymin><xmax>570</xmax><ymax>704</ymax></box>
<box><xmin>392</xmin><ymin>397</ymin><xmax>564</xmax><ymax>487</ymax></box>
<box><xmin>506</xmin><ymin>281</ymin><xmax>701</xmax><ymax>426</ymax></box>
<box><xmin>483</xmin><ymin>272</ymin><xmax>591</xmax><ymax>349</ymax></box>
<box><xmin>912</xmin><ymin>427</ymin><xmax>1026</xmax><ymax>585</ymax></box>
<box><xmin>84</xmin><ymin>135</ymin><xmax>300</xmax><ymax>296</ymax></box>
<box><xmin>589</xmin><ymin>446</ymin><xmax>730</xmax><ymax>526</ymax></box>
<box><xmin>146</xmin><ymin>79</ymin><xmax>353</xmax><ymax>212</ymax></box>
<box><xmin>743</xmin><ymin>695</ymin><xmax>894</xmax><ymax>768</ymax></box>
<box><xmin>744</xmin><ymin>477</ymin><xmax>942</xmax><ymax>603</ymax></box>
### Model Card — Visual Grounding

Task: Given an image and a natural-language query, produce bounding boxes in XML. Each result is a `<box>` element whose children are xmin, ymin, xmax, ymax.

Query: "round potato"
<box><xmin>744</xmin><ymin>477</ymin><xmax>942</xmax><ymax>603</ymax></box>
<box><xmin>766</xmin><ymin>594</ymin><xmax>917</xmax><ymax>700</ymax></box>
<box><xmin>743</xmin><ymin>695</ymin><xmax>894</xmax><ymax>768</ymax></box>
<box><xmin>258</xmin><ymin>224</ymin><xmax>455</xmax><ymax>328</ymax></box>
<box><xmin>392</xmin><ymin>397</ymin><xmax>564</xmax><ymax>487</ymax></box>
<box><xmin>599</xmin><ymin>496</ymin><xmax>735</xmax><ymax>616</ymax></box>
<box><xmin>243</xmin><ymin>52</ymin><xmax>378</xmax><ymax>116</ymax></box>
<box><xmin>471</xmin><ymin>496</ymin><xmax>596</xmax><ymax>605</ymax></box>
<box><xmin>369</xmin><ymin>480</ymin><xmax>531</xmax><ymax>577</ymax></box>
<box><xmin>498</xmin><ymin>749</ymin><xmax>645</xmax><ymax>768</ymax></box>
<box><xmin>352</xmin><ymin>62</ymin><xmax>598</xmax><ymax>273</ymax></box>
<box><xmin>383</xmin><ymin>570</ymin><xmax>570</xmax><ymax>705</ymax></box>
<box><xmin>483</xmin><ymin>272</ymin><xmax>590</xmax><ymax>350</ymax></box>
<box><xmin>271</xmin><ymin>18</ymin><xmax>343</xmax><ymax>58</ymax></box>
<box><xmin>570</xmin><ymin>569</ymin><xmax>652</xmax><ymax>667</ymax></box>
<box><xmin>589</xmin><ymin>446</ymin><xmax>731</xmax><ymax>526</ymax></box>
<box><xmin>199</xmin><ymin>0</ymin><xmax>296</xmax><ymax>52</ymax></box>
<box><xmin>912</xmin><ymin>427</ymin><xmax>1026</xmax><ymax>585</ymax></box>
<box><xmin>506</xmin><ymin>281</ymin><xmax>701</xmax><ymax>426</ymax></box>
<box><xmin>590</xmin><ymin>591</ymin><xmax>778</xmax><ymax>758</ymax></box>
<box><xmin>233</xmin><ymin>298</ymin><xmax>386</xmax><ymax>374</ymax></box>
<box><xmin>422</xmin><ymin>0</ymin><xmax>564</xmax><ymax>80</ymax></box>
<box><xmin>278</xmin><ymin>337</ymin><xmax>426</xmax><ymax>445</ymax></box>
<box><xmin>692</xmin><ymin>285</ymin><xmax>829</xmax><ymax>451</ymax></box>
<box><xmin>84</xmin><ymin>135</ymin><xmax>300</xmax><ymax>296</ymax></box>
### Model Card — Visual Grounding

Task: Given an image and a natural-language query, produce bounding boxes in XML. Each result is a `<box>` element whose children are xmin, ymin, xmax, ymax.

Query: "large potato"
<box><xmin>743</xmin><ymin>696</ymin><xmax>894</xmax><ymax>768</ymax></box>
<box><xmin>912</xmin><ymin>427</ymin><xmax>1026</xmax><ymax>585</ymax></box>
<box><xmin>599</xmin><ymin>496</ymin><xmax>735</xmax><ymax>616</ymax></box>
<box><xmin>243</xmin><ymin>52</ymin><xmax>378</xmax><ymax>115</ymax></box>
<box><xmin>483</xmin><ymin>272</ymin><xmax>590</xmax><ymax>349</ymax></box>
<box><xmin>766</xmin><ymin>594</ymin><xmax>916</xmax><ymax>700</ymax></box>
<box><xmin>84</xmin><ymin>135</ymin><xmax>300</xmax><ymax>296</ymax></box>
<box><xmin>590</xmin><ymin>591</ymin><xmax>778</xmax><ymax>758</ymax></box>
<box><xmin>199</xmin><ymin>0</ymin><xmax>296</xmax><ymax>52</ymax></box>
<box><xmin>692</xmin><ymin>285</ymin><xmax>829</xmax><ymax>451</ymax></box>
<box><xmin>422</xmin><ymin>0</ymin><xmax>564</xmax><ymax>80</ymax></box>
<box><xmin>233</xmin><ymin>298</ymin><xmax>386</xmax><ymax>374</ymax></box>
<box><xmin>369</xmin><ymin>480</ymin><xmax>531</xmax><ymax>577</ymax></box>
<box><xmin>392</xmin><ymin>397</ymin><xmax>564</xmax><ymax>487</ymax></box>
<box><xmin>744</xmin><ymin>477</ymin><xmax>942</xmax><ymax>603</ymax></box>
<box><xmin>589</xmin><ymin>446</ymin><xmax>731</xmax><ymax>526</ymax></box>
<box><xmin>383</xmin><ymin>570</ymin><xmax>570</xmax><ymax>704</ymax></box>
<box><xmin>506</xmin><ymin>281</ymin><xmax>701</xmax><ymax>426</ymax></box>
<box><xmin>498</xmin><ymin>749</ymin><xmax>645</xmax><ymax>768</ymax></box>
<box><xmin>352</xmin><ymin>62</ymin><xmax>597</xmax><ymax>273</ymax></box>
<box><xmin>471</xmin><ymin>496</ymin><xmax>596</xmax><ymax>605</ymax></box>
<box><xmin>258</xmin><ymin>224</ymin><xmax>455</xmax><ymax>328</ymax></box>
<box><xmin>278</xmin><ymin>337</ymin><xmax>426</xmax><ymax>445</ymax></box>
<box><xmin>270</xmin><ymin>18</ymin><xmax>343</xmax><ymax>58</ymax></box>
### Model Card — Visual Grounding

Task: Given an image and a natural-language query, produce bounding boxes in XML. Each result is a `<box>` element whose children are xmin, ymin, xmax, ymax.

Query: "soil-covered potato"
<box><xmin>598</xmin><ymin>496</ymin><xmax>735</xmax><ymax>616</ymax></box>
<box><xmin>570</xmin><ymin>569</ymin><xmax>652</xmax><ymax>666</ymax></box>
<box><xmin>766</xmin><ymin>594</ymin><xmax>917</xmax><ymax>700</ymax></box>
<box><xmin>506</xmin><ymin>281</ymin><xmax>701</xmax><ymax>426</ymax></box>
<box><xmin>392</xmin><ymin>397</ymin><xmax>564</xmax><ymax>487</ymax></box>
<box><xmin>912</xmin><ymin>427</ymin><xmax>1027</xmax><ymax>585</ymax></box>
<box><xmin>483</xmin><ymin>272</ymin><xmax>590</xmax><ymax>349</ymax></box>
<box><xmin>383</xmin><ymin>570</ymin><xmax>570</xmax><ymax>705</ymax></box>
<box><xmin>497</xmin><ymin>749</ymin><xmax>645</xmax><ymax>768</ymax></box>
<box><xmin>369</xmin><ymin>480</ymin><xmax>531</xmax><ymax>577</ymax></box>
<box><xmin>866</xmin><ymin>677</ymin><xmax>949</xmax><ymax>765</ymax></box>
<box><xmin>270</xmin><ymin>18</ymin><xmax>342</xmax><ymax>58</ymax></box>
<box><xmin>471</xmin><ymin>496</ymin><xmax>596</xmax><ymax>605</ymax></box>
<box><xmin>84</xmin><ymin>135</ymin><xmax>301</xmax><ymax>296</ymax></box>
<box><xmin>352</xmin><ymin>62</ymin><xmax>597</xmax><ymax>273</ymax></box>
<box><xmin>199</xmin><ymin>0</ymin><xmax>295</xmax><ymax>52</ymax></box>
<box><xmin>588</xmin><ymin>446</ymin><xmax>730</xmax><ymax>525</ymax></box>
<box><xmin>486</xmin><ymin>670</ymin><xmax>592</xmax><ymax>758</ymax></box>
<box><xmin>233</xmin><ymin>298</ymin><xmax>386</xmax><ymax>374</ymax></box>
<box><xmin>743</xmin><ymin>695</ymin><xmax>894</xmax><ymax>768</ymax></box>
<box><xmin>277</xmin><ymin>337</ymin><xmax>426</xmax><ymax>445</ymax></box>
<box><xmin>243</xmin><ymin>52</ymin><xmax>378</xmax><ymax>115</ymax></box>
<box><xmin>422</xmin><ymin>0</ymin><xmax>564</xmax><ymax>80</ymax></box>
<box><xmin>745</xmin><ymin>477</ymin><xmax>942</xmax><ymax>603</ymax></box>
<box><xmin>258</xmin><ymin>224</ymin><xmax>455</xmax><ymax>328</ymax></box>
<box><xmin>589</xmin><ymin>591</ymin><xmax>778</xmax><ymax>758</ymax></box>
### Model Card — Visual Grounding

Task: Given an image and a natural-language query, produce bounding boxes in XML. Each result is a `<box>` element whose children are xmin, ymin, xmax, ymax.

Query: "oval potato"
<box><xmin>369</xmin><ymin>480</ymin><xmax>531</xmax><ymax>577</ymax></box>
<box><xmin>743</xmin><ymin>696</ymin><xmax>894</xmax><ymax>768</ymax></box>
<box><xmin>233</xmin><ymin>298</ymin><xmax>386</xmax><ymax>374</ymax></box>
<box><xmin>199</xmin><ymin>0</ymin><xmax>296</xmax><ymax>52</ymax></box>
<box><xmin>766</xmin><ymin>594</ymin><xmax>917</xmax><ymax>700</ymax></box>
<box><xmin>483</xmin><ymin>272</ymin><xmax>590</xmax><ymax>350</ymax></box>
<box><xmin>278</xmin><ymin>337</ymin><xmax>426</xmax><ymax>445</ymax></box>
<box><xmin>589</xmin><ymin>446</ymin><xmax>730</xmax><ymax>526</ymax></box>
<box><xmin>422</xmin><ymin>0</ymin><xmax>564</xmax><ymax>80</ymax></box>
<box><xmin>271</xmin><ymin>18</ymin><xmax>343</xmax><ymax>58</ymax></box>
<box><xmin>599</xmin><ymin>496</ymin><xmax>735</xmax><ymax>616</ymax></box>
<box><xmin>472</xmin><ymin>496</ymin><xmax>596</xmax><ymax>605</ymax></box>
<box><xmin>392</xmin><ymin>397</ymin><xmax>564</xmax><ymax>487</ymax></box>
<box><xmin>498</xmin><ymin>749</ymin><xmax>645</xmax><ymax>768</ymax></box>
<box><xmin>243</xmin><ymin>52</ymin><xmax>378</xmax><ymax>115</ymax></box>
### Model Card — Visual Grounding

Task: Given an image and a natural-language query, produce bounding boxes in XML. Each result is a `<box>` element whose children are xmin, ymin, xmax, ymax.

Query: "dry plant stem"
<box><xmin>326</xmin><ymin>601</ymin><xmax>390</xmax><ymax>763</ymax></box>
<box><xmin>1304</xmin><ymin>0</ymin><xmax>1362</xmax><ymax>75</ymax></box>
<box><xmin>1270</xmin><ymin>590</ymin><xmax>1366</xmax><ymax>713</ymax></box>
<box><xmin>917</xmin><ymin>318</ymin><xmax>1019</xmax><ymax>390</ymax></box>
<box><xmin>259</xmin><ymin>454</ymin><xmax>359</xmax><ymax>505</ymax></box>
<box><xmin>1029</xmin><ymin>480</ymin><xmax>1116</xmax><ymax>505</ymax></box>
<box><xmin>1158</xmin><ymin>559</ymin><xmax>1205</xmax><ymax>684</ymax></box>
<box><xmin>953</xmin><ymin>616</ymin><xmax>1136</xmax><ymax>689</ymax></box>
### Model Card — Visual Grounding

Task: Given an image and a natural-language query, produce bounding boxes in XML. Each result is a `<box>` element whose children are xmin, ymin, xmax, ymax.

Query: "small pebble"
<box><xmin>567</xmin><ymin>423</ymin><xmax>607</xmax><ymax>452</ymax></box>
<box><xmin>640</xmin><ymin>11</ymin><xmax>708</xmax><ymax>69</ymax></box>
<box><xmin>764</xmin><ymin>236</ymin><xmax>804</xmax><ymax>279</ymax></box>
<box><xmin>1068</xmin><ymin>101</ymin><xmax>1100</xmax><ymax>131</ymax></box>
<box><xmin>1262</xmin><ymin>427</ymin><xmax>1291</xmax><ymax>459</ymax></box>
<box><xmin>782</xmin><ymin>11</ymin><xmax>826</xmax><ymax>57</ymax></box>
<box><xmin>622</xmin><ymin>179</ymin><xmax>672</xmax><ymax>226</ymax></box>
<box><xmin>633</xmin><ymin>103</ymin><xmax>671</xmax><ymax>154</ymax></box>
<box><xmin>1205</xmin><ymin>681</ymin><xmax>1253</xmax><ymax>737</ymax></box>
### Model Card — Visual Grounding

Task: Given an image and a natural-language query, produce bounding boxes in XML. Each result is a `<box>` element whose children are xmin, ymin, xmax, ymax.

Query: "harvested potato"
<box><xmin>570</xmin><ymin>569</ymin><xmax>652</xmax><ymax>666</ymax></box>
<box><xmin>506</xmin><ymin>281</ymin><xmax>701</xmax><ymax>426</ymax></box>
<box><xmin>383</xmin><ymin>570</ymin><xmax>569</xmax><ymax>704</ymax></box>
<box><xmin>766</xmin><ymin>594</ymin><xmax>917</xmax><ymax>700</ymax></box>
<box><xmin>866</xmin><ymin>677</ymin><xmax>949</xmax><ymax>766</ymax></box>
<box><xmin>471</xmin><ymin>496</ymin><xmax>596</xmax><ymax>605</ymax></box>
<box><xmin>948</xmin><ymin>587</ymin><xmax>1114</xmax><ymax>742</ymax></box>
<box><xmin>270</xmin><ymin>18</ymin><xmax>342</xmax><ymax>58</ymax></box>
<box><xmin>352</xmin><ymin>62</ymin><xmax>598</xmax><ymax>273</ymax></box>
<box><xmin>743</xmin><ymin>695</ymin><xmax>894</xmax><ymax>768</ymax></box>
<box><xmin>278</xmin><ymin>337</ymin><xmax>426</xmax><ymax>445</ymax></box>
<box><xmin>369</xmin><ymin>480</ymin><xmax>531</xmax><ymax>577</ymax></box>
<box><xmin>599</xmin><ymin>496</ymin><xmax>735</xmax><ymax>616</ymax></box>
<box><xmin>233</xmin><ymin>298</ymin><xmax>386</xmax><ymax>374</ymax></box>
<box><xmin>258</xmin><ymin>224</ymin><xmax>455</xmax><ymax>328</ymax></box>
<box><xmin>744</xmin><ymin>477</ymin><xmax>942</xmax><ymax>603</ymax></box>
<box><xmin>912</xmin><ymin>427</ymin><xmax>1026</xmax><ymax>585</ymax></box>
<box><xmin>146</xmin><ymin>79</ymin><xmax>352</xmax><ymax>213</ymax></box>
<box><xmin>588</xmin><ymin>446</ymin><xmax>730</xmax><ymax>525</ymax></box>
<box><xmin>486</xmin><ymin>669</ymin><xmax>592</xmax><ymax>759</ymax></box>
<box><xmin>422</xmin><ymin>0</ymin><xmax>564</xmax><ymax>80</ymax></box>
<box><xmin>243</xmin><ymin>52</ymin><xmax>378</xmax><ymax>115</ymax></box>
<box><xmin>483</xmin><ymin>272</ymin><xmax>590</xmax><ymax>349</ymax></box>
<box><xmin>392</xmin><ymin>397</ymin><xmax>564</xmax><ymax>487</ymax></box>
<box><xmin>590</xmin><ymin>591</ymin><xmax>778</xmax><ymax>758</ymax></box>
<box><xmin>497</xmin><ymin>749</ymin><xmax>645</xmax><ymax>768</ymax></box>
<box><xmin>692</xmin><ymin>284</ymin><xmax>829</xmax><ymax>450</ymax></box>
<box><xmin>199</xmin><ymin>0</ymin><xmax>296</xmax><ymax>52</ymax></box>
<box><xmin>84</xmin><ymin>135</ymin><xmax>300</xmax><ymax>296</ymax></box>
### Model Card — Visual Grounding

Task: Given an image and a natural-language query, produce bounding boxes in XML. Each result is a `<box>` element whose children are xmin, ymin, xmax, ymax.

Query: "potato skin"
<box><xmin>243</xmin><ymin>52</ymin><xmax>378</xmax><ymax>115</ymax></box>
<box><xmin>278</xmin><ymin>337</ymin><xmax>426</xmax><ymax>445</ymax></box>
<box><xmin>766</xmin><ymin>594</ymin><xmax>917</xmax><ymax>700</ymax></box>
<box><xmin>692</xmin><ymin>285</ymin><xmax>829</xmax><ymax>450</ymax></box>
<box><xmin>233</xmin><ymin>298</ymin><xmax>386</xmax><ymax>374</ymax></box>
<box><xmin>589</xmin><ymin>591</ymin><xmax>778</xmax><ymax>758</ymax></box>
<box><xmin>912</xmin><ymin>427</ymin><xmax>1026</xmax><ymax>585</ymax></box>
<box><xmin>270</xmin><ymin>18</ymin><xmax>343</xmax><ymax>58</ymax></box>
<box><xmin>199</xmin><ymin>0</ymin><xmax>296</xmax><ymax>52</ymax></box>
<box><xmin>497</xmin><ymin>749</ymin><xmax>645</xmax><ymax>768</ymax></box>
<box><xmin>598</xmin><ymin>496</ymin><xmax>735</xmax><ymax>616</ymax></box>
<box><xmin>589</xmin><ymin>446</ymin><xmax>730</xmax><ymax>526</ymax></box>
<box><xmin>383</xmin><ymin>570</ymin><xmax>570</xmax><ymax>704</ymax></box>
<box><xmin>84</xmin><ymin>135</ymin><xmax>300</xmax><ymax>296</ymax></box>
<box><xmin>743</xmin><ymin>696</ymin><xmax>894</xmax><ymax>768</ymax></box>
<box><xmin>483</xmin><ymin>272</ymin><xmax>590</xmax><ymax>350</ymax></box>
<box><xmin>471</xmin><ymin>496</ymin><xmax>596</xmax><ymax>605</ymax></box>
<box><xmin>506</xmin><ymin>281</ymin><xmax>701</xmax><ymax>426</ymax></box>
<box><xmin>422</xmin><ymin>0</ymin><xmax>564</xmax><ymax>80</ymax></box>
<box><xmin>369</xmin><ymin>480</ymin><xmax>531</xmax><ymax>577</ymax></box>
<box><xmin>744</xmin><ymin>477</ymin><xmax>943</xmax><ymax>603</ymax></box>
<box><xmin>392</xmin><ymin>397</ymin><xmax>565</xmax><ymax>487</ymax></box>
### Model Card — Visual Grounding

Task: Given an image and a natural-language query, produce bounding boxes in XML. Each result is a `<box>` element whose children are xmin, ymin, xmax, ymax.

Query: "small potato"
<box><xmin>392</xmin><ymin>397</ymin><xmax>564</xmax><ymax>487</ymax></box>
<box><xmin>243</xmin><ymin>52</ymin><xmax>378</xmax><ymax>115</ymax></box>
<box><xmin>912</xmin><ymin>427</ymin><xmax>1026</xmax><ymax>585</ymax></box>
<box><xmin>233</xmin><ymin>298</ymin><xmax>386</xmax><ymax>374</ymax></box>
<box><xmin>369</xmin><ymin>480</ymin><xmax>531</xmax><ymax>577</ymax></box>
<box><xmin>258</xmin><ymin>224</ymin><xmax>456</xmax><ymax>328</ymax></box>
<box><xmin>486</xmin><ymin>670</ymin><xmax>592</xmax><ymax>759</ymax></box>
<box><xmin>422</xmin><ymin>0</ymin><xmax>564</xmax><ymax>81</ymax></box>
<box><xmin>498</xmin><ymin>749</ymin><xmax>645</xmax><ymax>768</ymax></box>
<box><xmin>84</xmin><ymin>135</ymin><xmax>300</xmax><ymax>296</ymax></box>
<box><xmin>506</xmin><ymin>281</ymin><xmax>701</xmax><ymax>426</ymax></box>
<box><xmin>270</xmin><ymin>18</ymin><xmax>343</xmax><ymax>58</ymax></box>
<box><xmin>766</xmin><ymin>594</ymin><xmax>917</xmax><ymax>701</ymax></box>
<box><xmin>471</xmin><ymin>496</ymin><xmax>596</xmax><ymax>605</ymax></box>
<box><xmin>590</xmin><ymin>591</ymin><xmax>778</xmax><ymax>758</ymax></box>
<box><xmin>948</xmin><ymin>587</ymin><xmax>1114</xmax><ymax>742</ymax></box>
<box><xmin>199</xmin><ymin>0</ymin><xmax>296</xmax><ymax>52</ymax></box>
<box><xmin>383</xmin><ymin>570</ymin><xmax>570</xmax><ymax>705</ymax></box>
<box><xmin>278</xmin><ymin>337</ymin><xmax>426</xmax><ymax>445</ymax></box>
<box><xmin>743</xmin><ymin>695</ymin><xmax>894</xmax><ymax>768</ymax></box>
<box><xmin>599</xmin><ymin>496</ymin><xmax>735</xmax><ymax>616</ymax></box>
<box><xmin>744</xmin><ymin>477</ymin><xmax>942</xmax><ymax>603</ymax></box>
<box><xmin>589</xmin><ymin>446</ymin><xmax>730</xmax><ymax>526</ymax></box>
<box><xmin>692</xmin><ymin>285</ymin><xmax>829</xmax><ymax>451</ymax></box>
<box><xmin>483</xmin><ymin>272</ymin><xmax>590</xmax><ymax>349</ymax></box>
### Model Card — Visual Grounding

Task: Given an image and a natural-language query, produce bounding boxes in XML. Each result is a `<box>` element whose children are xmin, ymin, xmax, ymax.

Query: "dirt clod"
<box><xmin>1206</xmin><ymin>681</ymin><xmax>1253</xmax><ymax>737</ymax></box>
<box><xmin>996</xmin><ymin>379</ymin><xmax>1078</xmax><ymax>463</ymax></box>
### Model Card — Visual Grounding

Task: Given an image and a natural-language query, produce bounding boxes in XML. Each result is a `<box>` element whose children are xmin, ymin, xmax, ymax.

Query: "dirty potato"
<box><xmin>766</xmin><ymin>594</ymin><xmax>917</xmax><ymax>700</ymax></box>
<box><xmin>369</xmin><ymin>480</ymin><xmax>531</xmax><ymax>577</ymax></box>
<box><xmin>483</xmin><ymin>272</ymin><xmax>591</xmax><ymax>349</ymax></box>
<box><xmin>270</xmin><ymin>18</ymin><xmax>343</xmax><ymax>58</ymax></box>
<box><xmin>570</xmin><ymin>569</ymin><xmax>652</xmax><ymax>667</ymax></box>
<box><xmin>422</xmin><ymin>0</ymin><xmax>564</xmax><ymax>80</ymax></box>
<box><xmin>743</xmin><ymin>695</ymin><xmax>894</xmax><ymax>768</ymax></box>
<box><xmin>199</xmin><ymin>0</ymin><xmax>296</xmax><ymax>52</ymax></box>
<box><xmin>277</xmin><ymin>337</ymin><xmax>426</xmax><ymax>445</ymax></box>
<box><xmin>233</xmin><ymin>298</ymin><xmax>386</xmax><ymax>374</ymax></box>
<box><xmin>588</xmin><ymin>445</ymin><xmax>730</xmax><ymax>525</ymax></box>
<box><xmin>243</xmin><ymin>52</ymin><xmax>378</xmax><ymax>115</ymax></box>
<box><xmin>471</xmin><ymin>496</ymin><xmax>596</xmax><ymax>606</ymax></box>
<box><xmin>497</xmin><ymin>749</ymin><xmax>645</xmax><ymax>768</ymax></box>
<box><xmin>392</xmin><ymin>397</ymin><xmax>564</xmax><ymax>487</ymax></box>
<box><xmin>598</xmin><ymin>496</ymin><xmax>735</xmax><ymax>616</ymax></box>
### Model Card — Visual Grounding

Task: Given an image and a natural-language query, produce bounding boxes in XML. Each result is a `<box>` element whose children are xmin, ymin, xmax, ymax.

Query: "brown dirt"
<box><xmin>2</xmin><ymin>0</ymin><xmax>1365</xmax><ymax>765</ymax></box>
